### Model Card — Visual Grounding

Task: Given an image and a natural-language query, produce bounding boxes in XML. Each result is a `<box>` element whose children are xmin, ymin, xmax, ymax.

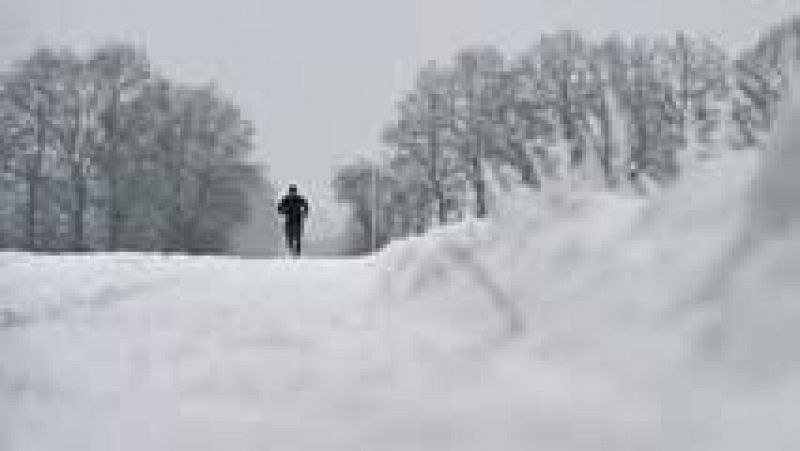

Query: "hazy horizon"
<box><xmin>3</xmin><ymin>0</ymin><xmax>798</xmax><ymax>202</ymax></box>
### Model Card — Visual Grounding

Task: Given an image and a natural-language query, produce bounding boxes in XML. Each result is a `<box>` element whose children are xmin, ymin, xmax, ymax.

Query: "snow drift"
<box><xmin>369</xmin><ymin>81</ymin><xmax>800</xmax><ymax>449</ymax></box>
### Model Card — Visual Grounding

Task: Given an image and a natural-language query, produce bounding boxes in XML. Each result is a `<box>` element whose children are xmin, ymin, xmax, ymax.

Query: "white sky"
<box><xmin>2</xmin><ymin>0</ymin><xmax>798</xmax><ymax>200</ymax></box>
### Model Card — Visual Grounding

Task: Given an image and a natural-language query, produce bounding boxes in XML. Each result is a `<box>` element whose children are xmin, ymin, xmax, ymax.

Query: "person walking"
<box><xmin>277</xmin><ymin>184</ymin><xmax>309</xmax><ymax>257</ymax></box>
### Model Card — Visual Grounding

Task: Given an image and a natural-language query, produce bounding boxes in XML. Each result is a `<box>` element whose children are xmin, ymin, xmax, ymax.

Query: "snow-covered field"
<box><xmin>3</xmin><ymin>95</ymin><xmax>800</xmax><ymax>451</ymax></box>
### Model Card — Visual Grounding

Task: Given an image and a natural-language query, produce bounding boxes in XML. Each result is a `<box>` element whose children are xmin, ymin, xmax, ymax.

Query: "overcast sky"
<box><xmin>2</xmin><ymin>0</ymin><xmax>798</xmax><ymax>199</ymax></box>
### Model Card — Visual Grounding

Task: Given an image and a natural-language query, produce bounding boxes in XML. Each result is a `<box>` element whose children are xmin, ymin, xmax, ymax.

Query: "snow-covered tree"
<box><xmin>383</xmin><ymin>63</ymin><xmax>460</xmax><ymax>226</ymax></box>
<box><xmin>0</xmin><ymin>43</ymin><xmax>271</xmax><ymax>254</ymax></box>
<box><xmin>0</xmin><ymin>48</ymin><xmax>68</xmax><ymax>250</ymax></box>
<box><xmin>733</xmin><ymin>15</ymin><xmax>800</xmax><ymax>148</ymax></box>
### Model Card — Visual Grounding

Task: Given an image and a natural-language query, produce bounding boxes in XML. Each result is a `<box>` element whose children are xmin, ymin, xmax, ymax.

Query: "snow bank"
<box><xmin>369</xmin><ymin>86</ymin><xmax>800</xmax><ymax>449</ymax></box>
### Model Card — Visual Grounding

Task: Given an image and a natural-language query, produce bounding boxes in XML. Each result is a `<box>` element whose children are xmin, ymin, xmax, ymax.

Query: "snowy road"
<box><xmin>1</xmin><ymin>255</ymin><xmax>405</xmax><ymax>450</ymax></box>
<box><xmin>0</xmin><ymin>250</ymin><xmax>668</xmax><ymax>451</ymax></box>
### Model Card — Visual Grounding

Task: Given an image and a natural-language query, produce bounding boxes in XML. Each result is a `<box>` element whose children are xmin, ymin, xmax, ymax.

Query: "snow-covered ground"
<box><xmin>3</xmin><ymin>93</ymin><xmax>800</xmax><ymax>451</ymax></box>
<box><xmin>1</xmin><ymin>255</ymin><xmax>386</xmax><ymax>450</ymax></box>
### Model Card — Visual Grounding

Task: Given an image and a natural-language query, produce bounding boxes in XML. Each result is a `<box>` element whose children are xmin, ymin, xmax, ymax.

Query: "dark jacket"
<box><xmin>278</xmin><ymin>193</ymin><xmax>309</xmax><ymax>224</ymax></box>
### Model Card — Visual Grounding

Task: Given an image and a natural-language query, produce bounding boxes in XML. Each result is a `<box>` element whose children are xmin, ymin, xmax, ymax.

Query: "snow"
<box><xmin>3</xmin><ymin>91</ymin><xmax>800</xmax><ymax>451</ymax></box>
<box><xmin>1</xmin><ymin>255</ymin><xmax>383</xmax><ymax>450</ymax></box>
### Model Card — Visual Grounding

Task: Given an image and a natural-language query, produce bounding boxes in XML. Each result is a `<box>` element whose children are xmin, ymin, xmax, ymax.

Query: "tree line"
<box><xmin>334</xmin><ymin>16</ymin><xmax>800</xmax><ymax>254</ymax></box>
<box><xmin>0</xmin><ymin>44</ymin><xmax>266</xmax><ymax>254</ymax></box>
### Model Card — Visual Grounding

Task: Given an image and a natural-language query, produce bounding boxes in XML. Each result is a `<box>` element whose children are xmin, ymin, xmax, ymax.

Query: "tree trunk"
<box><xmin>518</xmin><ymin>154</ymin><xmax>540</xmax><ymax>189</ymax></box>
<box><xmin>632</xmin><ymin>62</ymin><xmax>648</xmax><ymax>169</ymax></box>
<box><xmin>635</xmin><ymin>115</ymin><xmax>648</xmax><ymax>168</ymax></box>
<box><xmin>432</xmin><ymin>178</ymin><xmax>446</xmax><ymax>225</ymax></box>
<box><xmin>25</xmin><ymin>172</ymin><xmax>37</xmax><ymax>251</ymax></box>
<box><xmin>598</xmin><ymin>93</ymin><xmax>615</xmax><ymax>187</ymax></box>
<box><xmin>72</xmin><ymin>168</ymin><xmax>88</xmax><ymax>251</ymax></box>
<box><xmin>108</xmin><ymin>174</ymin><xmax>122</xmax><ymax>251</ymax></box>
<box><xmin>427</xmin><ymin>93</ymin><xmax>447</xmax><ymax>225</ymax></box>
<box><xmin>106</xmin><ymin>87</ymin><xmax>122</xmax><ymax>251</ymax></box>
<box><xmin>468</xmin><ymin>78</ymin><xmax>487</xmax><ymax>219</ymax></box>
<box><xmin>167</xmin><ymin>131</ymin><xmax>185</xmax><ymax>251</ymax></box>
<box><xmin>428</xmin><ymin>135</ymin><xmax>445</xmax><ymax>225</ymax></box>
<box><xmin>677</xmin><ymin>32</ymin><xmax>690</xmax><ymax>144</ymax></box>
<box><xmin>559</xmin><ymin>67</ymin><xmax>581</xmax><ymax>167</ymax></box>
<box><xmin>185</xmin><ymin>168</ymin><xmax>213</xmax><ymax>252</ymax></box>
<box><xmin>25</xmin><ymin>101</ymin><xmax>47</xmax><ymax>251</ymax></box>
<box><xmin>515</xmin><ymin>121</ymin><xmax>540</xmax><ymax>189</ymax></box>
<box><xmin>472</xmin><ymin>154</ymin><xmax>487</xmax><ymax>219</ymax></box>
<box><xmin>69</xmin><ymin>103</ymin><xmax>88</xmax><ymax>252</ymax></box>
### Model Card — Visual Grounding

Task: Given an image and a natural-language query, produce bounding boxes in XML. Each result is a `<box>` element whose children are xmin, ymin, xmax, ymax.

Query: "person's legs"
<box><xmin>295</xmin><ymin>221</ymin><xmax>304</xmax><ymax>256</ymax></box>
<box><xmin>286</xmin><ymin>221</ymin><xmax>302</xmax><ymax>257</ymax></box>
<box><xmin>284</xmin><ymin>221</ymin><xmax>295</xmax><ymax>255</ymax></box>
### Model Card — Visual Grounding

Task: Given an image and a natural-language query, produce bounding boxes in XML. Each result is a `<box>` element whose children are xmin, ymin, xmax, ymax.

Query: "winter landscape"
<box><xmin>2</xmin><ymin>1</ymin><xmax>800</xmax><ymax>450</ymax></box>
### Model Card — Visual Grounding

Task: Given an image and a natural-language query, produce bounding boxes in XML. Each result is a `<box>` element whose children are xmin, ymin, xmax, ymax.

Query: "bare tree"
<box><xmin>0</xmin><ymin>43</ymin><xmax>271</xmax><ymax>254</ymax></box>
<box><xmin>383</xmin><ymin>63</ymin><xmax>454</xmax><ymax>226</ymax></box>
<box><xmin>452</xmin><ymin>47</ymin><xmax>506</xmax><ymax>218</ymax></box>
<box><xmin>0</xmin><ymin>49</ymin><xmax>66</xmax><ymax>250</ymax></box>
<box><xmin>50</xmin><ymin>53</ymin><xmax>100</xmax><ymax>251</ymax></box>
<box><xmin>90</xmin><ymin>43</ymin><xmax>151</xmax><ymax>250</ymax></box>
